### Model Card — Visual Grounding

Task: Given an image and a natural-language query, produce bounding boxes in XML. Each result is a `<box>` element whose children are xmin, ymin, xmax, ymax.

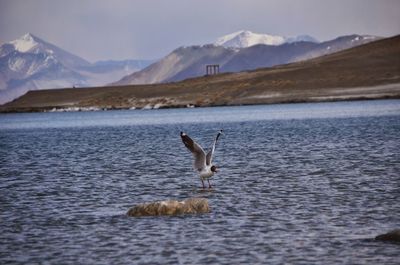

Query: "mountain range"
<box><xmin>113</xmin><ymin>33</ymin><xmax>380</xmax><ymax>86</ymax></box>
<box><xmin>0</xmin><ymin>31</ymin><xmax>381</xmax><ymax>104</ymax></box>
<box><xmin>0</xmin><ymin>33</ymin><xmax>153</xmax><ymax>104</ymax></box>
<box><xmin>2</xmin><ymin>34</ymin><xmax>398</xmax><ymax>113</ymax></box>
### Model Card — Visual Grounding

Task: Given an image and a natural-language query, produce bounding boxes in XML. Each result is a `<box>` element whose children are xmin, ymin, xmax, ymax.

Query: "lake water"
<box><xmin>1</xmin><ymin>100</ymin><xmax>399</xmax><ymax>264</ymax></box>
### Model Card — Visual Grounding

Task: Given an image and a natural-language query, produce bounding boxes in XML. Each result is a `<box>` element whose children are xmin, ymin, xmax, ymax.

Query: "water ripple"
<box><xmin>1</xmin><ymin>102</ymin><xmax>400</xmax><ymax>264</ymax></box>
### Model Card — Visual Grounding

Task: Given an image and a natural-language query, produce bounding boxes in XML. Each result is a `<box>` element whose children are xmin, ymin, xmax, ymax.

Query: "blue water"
<box><xmin>1</xmin><ymin>100</ymin><xmax>399</xmax><ymax>264</ymax></box>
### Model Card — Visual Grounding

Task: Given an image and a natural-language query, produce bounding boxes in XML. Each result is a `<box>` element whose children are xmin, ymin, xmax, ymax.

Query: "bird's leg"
<box><xmin>207</xmin><ymin>179</ymin><xmax>212</xmax><ymax>189</ymax></box>
<box><xmin>201</xmin><ymin>179</ymin><xmax>205</xmax><ymax>189</ymax></box>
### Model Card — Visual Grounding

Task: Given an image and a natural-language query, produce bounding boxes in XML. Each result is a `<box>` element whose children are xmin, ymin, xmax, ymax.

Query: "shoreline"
<box><xmin>1</xmin><ymin>93</ymin><xmax>398</xmax><ymax>114</ymax></box>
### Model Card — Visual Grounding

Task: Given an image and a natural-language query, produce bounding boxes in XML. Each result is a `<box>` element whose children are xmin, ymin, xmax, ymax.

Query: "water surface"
<box><xmin>1</xmin><ymin>100</ymin><xmax>399</xmax><ymax>264</ymax></box>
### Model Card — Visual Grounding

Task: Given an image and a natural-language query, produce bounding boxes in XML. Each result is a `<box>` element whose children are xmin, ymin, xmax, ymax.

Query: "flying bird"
<box><xmin>180</xmin><ymin>130</ymin><xmax>223</xmax><ymax>189</ymax></box>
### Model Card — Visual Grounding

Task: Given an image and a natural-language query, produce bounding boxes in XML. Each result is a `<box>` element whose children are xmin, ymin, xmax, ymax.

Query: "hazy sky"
<box><xmin>0</xmin><ymin>0</ymin><xmax>399</xmax><ymax>62</ymax></box>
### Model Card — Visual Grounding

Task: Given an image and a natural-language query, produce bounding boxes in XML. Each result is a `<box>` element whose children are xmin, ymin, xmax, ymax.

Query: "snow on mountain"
<box><xmin>215</xmin><ymin>30</ymin><xmax>286</xmax><ymax>48</ymax></box>
<box><xmin>10</xmin><ymin>33</ymin><xmax>39</xmax><ymax>53</ymax></box>
<box><xmin>214</xmin><ymin>30</ymin><xmax>319</xmax><ymax>48</ymax></box>
<box><xmin>0</xmin><ymin>33</ymin><xmax>152</xmax><ymax>104</ymax></box>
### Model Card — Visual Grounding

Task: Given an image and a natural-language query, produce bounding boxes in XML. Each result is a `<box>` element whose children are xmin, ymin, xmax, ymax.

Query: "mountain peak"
<box><xmin>21</xmin><ymin>33</ymin><xmax>35</xmax><ymax>39</ymax></box>
<box><xmin>214</xmin><ymin>30</ymin><xmax>319</xmax><ymax>48</ymax></box>
<box><xmin>10</xmin><ymin>33</ymin><xmax>41</xmax><ymax>52</ymax></box>
<box><xmin>215</xmin><ymin>30</ymin><xmax>286</xmax><ymax>48</ymax></box>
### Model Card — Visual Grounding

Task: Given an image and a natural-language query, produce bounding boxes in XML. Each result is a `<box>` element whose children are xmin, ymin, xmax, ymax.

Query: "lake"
<box><xmin>1</xmin><ymin>100</ymin><xmax>399</xmax><ymax>264</ymax></box>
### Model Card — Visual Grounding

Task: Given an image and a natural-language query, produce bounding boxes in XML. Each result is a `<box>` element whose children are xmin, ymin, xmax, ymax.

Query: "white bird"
<box><xmin>180</xmin><ymin>130</ymin><xmax>223</xmax><ymax>189</ymax></box>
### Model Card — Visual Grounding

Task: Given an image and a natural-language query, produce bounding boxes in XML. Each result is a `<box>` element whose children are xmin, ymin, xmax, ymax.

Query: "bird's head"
<box><xmin>211</xmin><ymin>165</ymin><xmax>218</xmax><ymax>173</ymax></box>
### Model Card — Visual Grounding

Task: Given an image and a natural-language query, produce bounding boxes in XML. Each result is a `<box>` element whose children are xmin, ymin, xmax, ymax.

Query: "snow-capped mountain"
<box><xmin>0</xmin><ymin>33</ymin><xmax>89</xmax><ymax>104</ymax></box>
<box><xmin>1</xmin><ymin>32</ymin><xmax>382</xmax><ymax>104</ymax></box>
<box><xmin>4</xmin><ymin>33</ymin><xmax>91</xmax><ymax>69</ymax></box>
<box><xmin>214</xmin><ymin>30</ymin><xmax>319</xmax><ymax>48</ymax></box>
<box><xmin>0</xmin><ymin>33</ymin><xmax>153</xmax><ymax>104</ymax></box>
<box><xmin>115</xmin><ymin>34</ymin><xmax>381</xmax><ymax>86</ymax></box>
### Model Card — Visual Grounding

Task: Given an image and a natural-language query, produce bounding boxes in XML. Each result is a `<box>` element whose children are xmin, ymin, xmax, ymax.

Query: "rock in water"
<box><xmin>375</xmin><ymin>229</ymin><xmax>400</xmax><ymax>242</ymax></box>
<box><xmin>127</xmin><ymin>197</ymin><xmax>210</xmax><ymax>217</ymax></box>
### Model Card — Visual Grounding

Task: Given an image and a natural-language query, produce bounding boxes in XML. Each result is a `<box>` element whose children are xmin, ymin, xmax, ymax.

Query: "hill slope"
<box><xmin>1</xmin><ymin>35</ymin><xmax>399</xmax><ymax>113</ymax></box>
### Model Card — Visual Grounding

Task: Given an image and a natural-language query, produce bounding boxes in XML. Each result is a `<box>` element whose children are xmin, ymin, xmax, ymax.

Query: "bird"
<box><xmin>180</xmin><ymin>130</ymin><xmax>223</xmax><ymax>189</ymax></box>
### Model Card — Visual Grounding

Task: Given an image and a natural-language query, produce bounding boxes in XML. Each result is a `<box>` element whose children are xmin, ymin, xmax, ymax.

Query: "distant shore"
<box><xmin>0</xmin><ymin>87</ymin><xmax>399</xmax><ymax>114</ymax></box>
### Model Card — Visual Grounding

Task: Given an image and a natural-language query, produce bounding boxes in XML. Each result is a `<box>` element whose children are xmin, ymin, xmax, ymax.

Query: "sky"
<box><xmin>0</xmin><ymin>0</ymin><xmax>399</xmax><ymax>62</ymax></box>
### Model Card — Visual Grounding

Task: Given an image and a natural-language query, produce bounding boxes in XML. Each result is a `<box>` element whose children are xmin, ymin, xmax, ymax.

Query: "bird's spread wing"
<box><xmin>181</xmin><ymin>132</ymin><xmax>206</xmax><ymax>170</ymax></box>
<box><xmin>206</xmin><ymin>130</ymin><xmax>223</xmax><ymax>165</ymax></box>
